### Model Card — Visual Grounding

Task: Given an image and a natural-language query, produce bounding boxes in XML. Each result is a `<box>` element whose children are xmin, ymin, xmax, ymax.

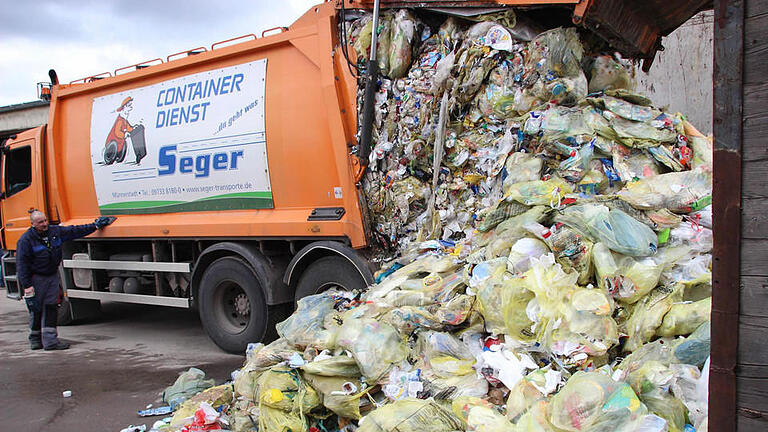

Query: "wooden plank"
<box><xmin>745</xmin><ymin>0</ymin><xmax>768</xmax><ymax>17</ymax></box>
<box><xmin>738</xmin><ymin>374</ymin><xmax>768</xmax><ymax>416</ymax></box>
<box><xmin>740</xmin><ymin>276</ymin><xmax>768</xmax><ymax>318</ymax></box>
<box><xmin>712</xmin><ymin>1</ymin><xmax>743</xmax><ymax>429</ymax></box>
<box><xmin>738</xmin><ymin>413</ymin><xmax>768</xmax><ymax>431</ymax></box>
<box><xmin>741</xmin><ymin>239</ymin><xmax>768</xmax><ymax>276</ymax></box>
<box><xmin>738</xmin><ymin>316</ymin><xmax>768</xmax><ymax>364</ymax></box>
<box><xmin>742</xmin><ymin>116</ymin><xmax>768</xmax><ymax>162</ymax></box>
<box><xmin>741</xmin><ymin>160</ymin><xmax>768</xmax><ymax>199</ymax></box>
<box><xmin>741</xmin><ymin>199</ymin><xmax>768</xmax><ymax>238</ymax></box>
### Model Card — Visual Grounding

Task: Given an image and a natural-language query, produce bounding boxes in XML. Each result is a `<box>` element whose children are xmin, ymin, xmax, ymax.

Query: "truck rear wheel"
<box><xmin>294</xmin><ymin>256</ymin><xmax>367</xmax><ymax>302</ymax></box>
<box><xmin>198</xmin><ymin>256</ymin><xmax>268</xmax><ymax>353</ymax></box>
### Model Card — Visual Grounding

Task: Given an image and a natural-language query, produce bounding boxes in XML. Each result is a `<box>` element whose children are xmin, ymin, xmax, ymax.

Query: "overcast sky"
<box><xmin>0</xmin><ymin>0</ymin><xmax>320</xmax><ymax>106</ymax></box>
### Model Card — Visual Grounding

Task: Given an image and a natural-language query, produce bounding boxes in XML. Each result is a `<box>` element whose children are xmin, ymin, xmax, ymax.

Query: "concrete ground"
<box><xmin>0</xmin><ymin>289</ymin><xmax>246</xmax><ymax>431</ymax></box>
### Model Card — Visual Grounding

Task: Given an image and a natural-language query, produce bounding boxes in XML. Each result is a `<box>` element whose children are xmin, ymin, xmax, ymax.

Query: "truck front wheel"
<box><xmin>198</xmin><ymin>256</ymin><xmax>268</xmax><ymax>353</ymax></box>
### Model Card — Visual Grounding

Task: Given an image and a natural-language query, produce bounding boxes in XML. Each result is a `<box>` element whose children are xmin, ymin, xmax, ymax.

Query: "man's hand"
<box><xmin>23</xmin><ymin>287</ymin><xmax>34</xmax><ymax>297</ymax></box>
<box><xmin>94</xmin><ymin>216</ymin><xmax>116</xmax><ymax>229</ymax></box>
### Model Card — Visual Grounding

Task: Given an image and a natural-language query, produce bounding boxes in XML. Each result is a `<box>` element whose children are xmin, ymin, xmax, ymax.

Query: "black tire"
<box><xmin>294</xmin><ymin>256</ymin><xmax>367</xmax><ymax>302</ymax></box>
<box><xmin>103</xmin><ymin>140</ymin><xmax>118</xmax><ymax>165</ymax></box>
<box><xmin>198</xmin><ymin>256</ymin><xmax>268</xmax><ymax>353</ymax></box>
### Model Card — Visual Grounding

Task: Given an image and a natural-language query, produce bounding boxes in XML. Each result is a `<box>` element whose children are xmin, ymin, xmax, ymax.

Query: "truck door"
<box><xmin>1</xmin><ymin>126</ymin><xmax>47</xmax><ymax>250</ymax></box>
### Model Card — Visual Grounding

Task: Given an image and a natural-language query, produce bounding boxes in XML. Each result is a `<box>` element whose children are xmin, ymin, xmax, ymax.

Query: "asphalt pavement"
<box><xmin>0</xmin><ymin>289</ymin><xmax>245</xmax><ymax>431</ymax></box>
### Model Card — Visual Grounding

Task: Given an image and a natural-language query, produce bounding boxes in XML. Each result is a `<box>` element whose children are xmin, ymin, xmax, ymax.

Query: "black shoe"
<box><xmin>44</xmin><ymin>342</ymin><xmax>70</xmax><ymax>351</ymax></box>
<box><xmin>30</xmin><ymin>341</ymin><xmax>43</xmax><ymax>350</ymax></box>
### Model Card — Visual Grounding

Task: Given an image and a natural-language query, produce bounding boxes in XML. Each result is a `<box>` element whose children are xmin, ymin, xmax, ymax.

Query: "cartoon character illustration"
<box><xmin>103</xmin><ymin>97</ymin><xmax>147</xmax><ymax>165</ymax></box>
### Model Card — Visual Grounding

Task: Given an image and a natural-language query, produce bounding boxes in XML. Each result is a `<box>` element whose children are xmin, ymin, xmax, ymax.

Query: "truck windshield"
<box><xmin>4</xmin><ymin>145</ymin><xmax>31</xmax><ymax>197</ymax></box>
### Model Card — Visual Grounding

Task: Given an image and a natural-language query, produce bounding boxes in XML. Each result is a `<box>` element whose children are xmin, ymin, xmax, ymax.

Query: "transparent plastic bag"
<box><xmin>503</xmin><ymin>152</ymin><xmax>543</xmax><ymax>190</ymax></box>
<box><xmin>452</xmin><ymin>396</ymin><xmax>516</xmax><ymax>431</ymax></box>
<box><xmin>504</xmin><ymin>178</ymin><xmax>574</xmax><ymax>206</ymax></box>
<box><xmin>557</xmin><ymin>204</ymin><xmax>658</xmax><ymax>257</ymax></box>
<box><xmin>525</xmin><ymin>221</ymin><xmax>594</xmax><ymax>285</ymax></box>
<box><xmin>507</xmin><ymin>237</ymin><xmax>550</xmax><ymax>274</ymax></box>
<box><xmin>592</xmin><ymin>242</ymin><xmax>664</xmax><ymax>303</ymax></box>
<box><xmin>656</xmin><ymin>297</ymin><xmax>711</xmax><ymax>337</ymax></box>
<box><xmin>626</xmin><ymin>361</ymin><xmax>686</xmax><ymax>432</ymax></box>
<box><xmin>671</xmin><ymin>322</ymin><xmax>710</xmax><ymax>367</ymax></box>
<box><xmin>588</xmin><ymin>55</ymin><xmax>634</xmax><ymax>93</ymax></box>
<box><xmin>357</xmin><ymin>398</ymin><xmax>463</xmax><ymax>432</ymax></box>
<box><xmin>336</xmin><ymin>318</ymin><xmax>409</xmax><ymax>382</ymax></box>
<box><xmin>624</xmin><ymin>285</ymin><xmax>683</xmax><ymax>353</ymax></box>
<box><xmin>548</xmin><ymin>371</ymin><xmax>647</xmax><ymax>432</ymax></box>
<box><xmin>617</xmin><ymin>169</ymin><xmax>712</xmax><ymax>213</ymax></box>
<box><xmin>389</xmin><ymin>10</ymin><xmax>417</xmax><ymax>79</ymax></box>
<box><xmin>301</xmin><ymin>354</ymin><xmax>360</xmax><ymax>377</ymax></box>
<box><xmin>528</xmin><ymin>27</ymin><xmax>584</xmax><ymax>78</ymax></box>
<box><xmin>303</xmin><ymin>373</ymin><xmax>368</xmax><ymax>419</ymax></box>
<box><xmin>162</xmin><ymin>367</ymin><xmax>215</xmax><ymax>406</ymax></box>
<box><xmin>276</xmin><ymin>293</ymin><xmax>337</xmax><ymax>348</ymax></box>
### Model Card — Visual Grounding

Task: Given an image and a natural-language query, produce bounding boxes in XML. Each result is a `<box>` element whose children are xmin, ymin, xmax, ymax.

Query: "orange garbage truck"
<box><xmin>0</xmin><ymin>0</ymin><xmax>707</xmax><ymax>353</ymax></box>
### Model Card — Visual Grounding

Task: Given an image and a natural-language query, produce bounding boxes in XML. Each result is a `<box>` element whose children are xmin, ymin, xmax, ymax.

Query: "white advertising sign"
<box><xmin>89</xmin><ymin>59</ymin><xmax>272</xmax><ymax>214</ymax></box>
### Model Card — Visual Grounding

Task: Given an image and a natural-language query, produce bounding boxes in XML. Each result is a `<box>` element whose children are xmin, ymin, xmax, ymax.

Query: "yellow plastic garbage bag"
<box><xmin>258</xmin><ymin>405</ymin><xmax>305</xmax><ymax>432</ymax></box>
<box><xmin>506</xmin><ymin>367</ymin><xmax>561</xmax><ymax>422</ymax></box>
<box><xmin>624</xmin><ymin>285</ymin><xmax>683</xmax><ymax>353</ymax></box>
<box><xmin>626</xmin><ymin>361</ymin><xmax>687</xmax><ymax>432</ymax></box>
<box><xmin>336</xmin><ymin>318</ymin><xmax>408</xmax><ymax>383</ymax></box>
<box><xmin>452</xmin><ymin>396</ymin><xmax>516</xmax><ymax>431</ymax></box>
<box><xmin>357</xmin><ymin>398</ymin><xmax>463</xmax><ymax>432</ymax></box>
<box><xmin>656</xmin><ymin>297</ymin><xmax>711</xmax><ymax>337</ymax></box>
<box><xmin>617</xmin><ymin>168</ymin><xmax>712</xmax><ymax>213</ymax></box>
<box><xmin>504</xmin><ymin>178</ymin><xmax>573</xmax><ymax>206</ymax></box>
<box><xmin>548</xmin><ymin>371</ymin><xmax>647</xmax><ymax>432</ymax></box>
<box><xmin>301</xmin><ymin>354</ymin><xmax>361</xmax><ymax>377</ymax></box>
<box><xmin>256</xmin><ymin>366</ymin><xmax>321</xmax><ymax>413</ymax></box>
<box><xmin>170</xmin><ymin>384</ymin><xmax>234</xmax><ymax>430</ymax></box>
<box><xmin>592</xmin><ymin>242</ymin><xmax>664</xmax><ymax>303</ymax></box>
<box><xmin>303</xmin><ymin>373</ymin><xmax>368</xmax><ymax>420</ymax></box>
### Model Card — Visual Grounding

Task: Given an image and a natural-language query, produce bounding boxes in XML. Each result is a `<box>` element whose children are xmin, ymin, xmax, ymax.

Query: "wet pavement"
<box><xmin>0</xmin><ymin>290</ymin><xmax>244</xmax><ymax>431</ymax></box>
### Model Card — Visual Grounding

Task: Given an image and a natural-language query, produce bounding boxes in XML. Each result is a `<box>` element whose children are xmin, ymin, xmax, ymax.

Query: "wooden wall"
<box><xmin>714</xmin><ymin>0</ymin><xmax>768</xmax><ymax>430</ymax></box>
<box><xmin>737</xmin><ymin>0</ymin><xmax>768</xmax><ymax>429</ymax></box>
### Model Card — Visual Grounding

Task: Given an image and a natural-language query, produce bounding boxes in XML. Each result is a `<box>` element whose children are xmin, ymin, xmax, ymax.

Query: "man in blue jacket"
<box><xmin>17</xmin><ymin>210</ymin><xmax>115</xmax><ymax>350</ymax></box>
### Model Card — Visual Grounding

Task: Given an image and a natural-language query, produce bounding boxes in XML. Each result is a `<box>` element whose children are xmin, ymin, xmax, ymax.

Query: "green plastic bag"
<box><xmin>162</xmin><ymin>367</ymin><xmax>215</xmax><ymax>406</ymax></box>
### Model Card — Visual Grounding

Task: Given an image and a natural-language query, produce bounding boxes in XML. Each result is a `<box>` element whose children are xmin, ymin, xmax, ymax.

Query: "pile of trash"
<box><xmin>133</xmin><ymin>8</ymin><xmax>714</xmax><ymax>432</ymax></box>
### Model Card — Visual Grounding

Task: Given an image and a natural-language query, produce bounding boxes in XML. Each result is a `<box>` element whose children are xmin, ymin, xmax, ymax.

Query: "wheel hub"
<box><xmin>234</xmin><ymin>292</ymin><xmax>250</xmax><ymax>317</ymax></box>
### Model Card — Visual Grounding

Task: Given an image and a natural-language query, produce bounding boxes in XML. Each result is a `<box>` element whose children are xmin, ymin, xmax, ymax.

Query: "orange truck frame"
<box><xmin>0</xmin><ymin>0</ymin><xmax>708</xmax><ymax>353</ymax></box>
